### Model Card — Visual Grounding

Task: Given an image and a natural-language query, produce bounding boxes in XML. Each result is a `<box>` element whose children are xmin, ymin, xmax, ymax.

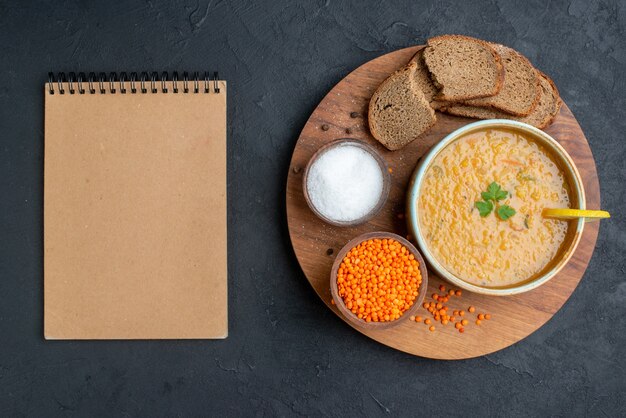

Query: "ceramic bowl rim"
<box><xmin>406</xmin><ymin>119</ymin><xmax>585</xmax><ymax>296</ymax></box>
<box><xmin>329</xmin><ymin>231</ymin><xmax>429</xmax><ymax>329</ymax></box>
<box><xmin>302</xmin><ymin>138</ymin><xmax>391</xmax><ymax>227</ymax></box>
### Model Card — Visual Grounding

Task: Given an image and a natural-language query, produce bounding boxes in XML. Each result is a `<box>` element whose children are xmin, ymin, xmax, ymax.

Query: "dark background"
<box><xmin>1</xmin><ymin>0</ymin><xmax>625</xmax><ymax>416</ymax></box>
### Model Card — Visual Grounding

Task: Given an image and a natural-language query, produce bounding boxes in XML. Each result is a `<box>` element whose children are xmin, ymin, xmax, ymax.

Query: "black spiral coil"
<box><xmin>47</xmin><ymin>71</ymin><xmax>221</xmax><ymax>94</ymax></box>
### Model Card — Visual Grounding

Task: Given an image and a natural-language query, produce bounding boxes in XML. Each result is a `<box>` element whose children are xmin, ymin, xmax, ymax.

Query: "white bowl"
<box><xmin>406</xmin><ymin>120</ymin><xmax>585</xmax><ymax>296</ymax></box>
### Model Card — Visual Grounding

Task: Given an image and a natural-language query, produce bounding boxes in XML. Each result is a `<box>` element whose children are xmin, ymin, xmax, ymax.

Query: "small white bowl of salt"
<box><xmin>303</xmin><ymin>139</ymin><xmax>390</xmax><ymax>227</ymax></box>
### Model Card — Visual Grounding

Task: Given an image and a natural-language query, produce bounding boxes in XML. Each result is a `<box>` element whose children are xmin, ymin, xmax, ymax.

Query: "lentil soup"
<box><xmin>418</xmin><ymin>128</ymin><xmax>572</xmax><ymax>287</ymax></box>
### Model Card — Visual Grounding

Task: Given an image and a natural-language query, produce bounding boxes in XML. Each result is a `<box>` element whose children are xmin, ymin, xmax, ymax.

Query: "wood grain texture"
<box><xmin>286</xmin><ymin>46</ymin><xmax>600</xmax><ymax>360</ymax></box>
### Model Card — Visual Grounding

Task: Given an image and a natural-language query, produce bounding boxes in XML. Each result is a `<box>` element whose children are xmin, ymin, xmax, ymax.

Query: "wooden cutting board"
<box><xmin>286</xmin><ymin>46</ymin><xmax>600</xmax><ymax>360</ymax></box>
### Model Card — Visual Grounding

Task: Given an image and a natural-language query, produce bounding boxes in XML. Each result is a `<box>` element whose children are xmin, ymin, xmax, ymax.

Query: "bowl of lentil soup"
<box><xmin>330</xmin><ymin>232</ymin><xmax>428</xmax><ymax>329</ymax></box>
<box><xmin>407</xmin><ymin>120</ymin><xmax>586</xmax><ymax>296</ymax></box>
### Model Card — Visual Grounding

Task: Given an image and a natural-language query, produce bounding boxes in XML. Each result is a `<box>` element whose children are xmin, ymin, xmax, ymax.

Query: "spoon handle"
<box><xmin>542</xmin><ymin>209</ymin><xmax>611</xmax><ymax>222</ymax></box>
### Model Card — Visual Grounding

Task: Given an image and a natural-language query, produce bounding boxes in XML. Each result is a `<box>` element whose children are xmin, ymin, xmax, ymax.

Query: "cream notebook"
<box><xmin>44</xmin><ymin>72</ymin><xmax>227</xmax><ymax>339</ymax></box>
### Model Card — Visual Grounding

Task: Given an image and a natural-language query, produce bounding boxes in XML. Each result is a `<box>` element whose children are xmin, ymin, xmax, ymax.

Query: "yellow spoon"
<box><xmin>543</xmin><ymin>208</ymin><xmax>611</xmax><ymax>222</ymax></box>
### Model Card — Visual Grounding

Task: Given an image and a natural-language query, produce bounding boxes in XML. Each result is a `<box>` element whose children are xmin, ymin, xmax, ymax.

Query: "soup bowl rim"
<box><xmin>406</xmin><ymin>119</ymin><xmax>585</xmax><ymax>296</ymax></box>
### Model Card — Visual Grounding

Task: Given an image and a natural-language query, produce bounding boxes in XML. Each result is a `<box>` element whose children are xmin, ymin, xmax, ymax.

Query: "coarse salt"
<box><xmin>306</xmin><ymin>144</ymin><xmax>384</xmax><ymax>222</ymax></box>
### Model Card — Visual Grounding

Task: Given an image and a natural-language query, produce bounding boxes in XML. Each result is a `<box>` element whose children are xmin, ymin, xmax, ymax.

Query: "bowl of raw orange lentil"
<box><xmin>330</xmin><ymin>232</ymin><xmax>428</xmax><ymax>329</ymax></box>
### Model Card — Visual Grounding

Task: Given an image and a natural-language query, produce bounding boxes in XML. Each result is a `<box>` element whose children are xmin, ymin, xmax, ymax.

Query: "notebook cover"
<box><xmin>44</xmin><ymin>81</ymin><xmax>227</xmax><ymax>339</ymax></box>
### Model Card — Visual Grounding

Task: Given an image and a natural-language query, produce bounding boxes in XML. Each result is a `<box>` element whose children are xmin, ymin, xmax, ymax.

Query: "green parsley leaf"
<box><xmin>494</xmin><ymin>189</ymin><xmax>508</xmax><ymax>201</ymax></box>
<box><xmin>485</xmin><ymin>182</ymin><xmax>500</xmax><ymax>199</ymax></box>
<box><xmin>484</xmin><ymin>182</ymin><xmax>508</xmax><ymax>201</ymax></box>
<box><xmin>475</xmin><ymin>200</ymin><xmax>494</xmax><ymax>217</ymax></box>
<box><xmin>497</xmin><ymin>205</ymin><xmax>516</xmax><ymax>221</ymax></box>
<box><xmin>475</xmin><ymin>182</ymin><xmax>515</xmax><ymax>220</ymax></box>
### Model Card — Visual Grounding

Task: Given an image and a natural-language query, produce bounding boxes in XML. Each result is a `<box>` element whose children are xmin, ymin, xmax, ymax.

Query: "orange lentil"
<box><xmin>336</xmin><ymin>238</ymin><xmax>421</xmax><ymax>323</ymax></box>
<box><xmin>416</xmin><ymin>285</ymin><xmax>492</xmax><ymax>334</ymax></box>
<box><xmin>415</xmin><ymin>316</ymin><xmax>422</xmax><ymax>322</ymax></box>
<box><xmin>409</xmin><ymin>316</ymin><xmax>415</xmax><ymax>321</ymax></box>
<box><xmin>429</xmin><ymin>325</ymin><xmax>435</xmax><ymax>332</ymax></box>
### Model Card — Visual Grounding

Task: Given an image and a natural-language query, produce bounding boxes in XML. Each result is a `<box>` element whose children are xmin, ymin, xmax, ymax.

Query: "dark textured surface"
<box><xmin>0</xmin><ymin>0</ymin><xmax>624</xmax><ymax>416</ymax></box>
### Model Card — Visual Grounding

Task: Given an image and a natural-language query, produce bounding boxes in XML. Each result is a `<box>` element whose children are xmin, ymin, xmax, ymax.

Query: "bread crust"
<box><xmin>367</xmin><ymin>61</ymin><xmax>436</xmax><ymax>150</ymax></box>
<box><xmin>425</xmin><ymin>34</ymin><xmax>505</xmax><ymax>102</ymax></box>
<box><xmin>367</xmin><ymin>62</ymin><xmax>415</xmax><ymax>147</ymax></box>
<box><xmin>534</xmin><ymin>70</ymin><xmax>562</xmax><ymax>128</ymax></box>
<box><xmin>439</xmin><ymin>71</ymin><xmax>562</xmax><ymax>129</ymax></box>
<box><xmin>408</xmin><ymin>47</ymin><xmax>439</xmax><ymax>104</ymax></box>
<box><xmin>462</xmin><ymin>44</ymin><xmax>541</xmax><ymax>117</ymax></box>
<box><xmin>367</xmin><ymin>39</ymin><xmax>562</xmax><ymax>145</ymax></box>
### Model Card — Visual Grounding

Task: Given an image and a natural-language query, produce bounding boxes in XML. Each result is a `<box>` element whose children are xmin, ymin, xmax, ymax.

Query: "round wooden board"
<box><xmin>286</xmin><ymin>46</ymin><xmax>600</xmax><ymax>360</ymax></box>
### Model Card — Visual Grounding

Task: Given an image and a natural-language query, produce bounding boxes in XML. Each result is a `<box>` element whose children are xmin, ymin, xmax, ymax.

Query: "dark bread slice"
<box><xmin>409</xmin><ymin>49</ymin><xmax>437</xmax><ymax>102</ymax></box>
<box><xmin>423</xmin><ymin>35</ymin><xmax>505</xmax><ymax>101</ymax></box>
<box><xmin>441</xmin><ymin>71</ymin><xmax>562</xmax><ymax>129</ymax></box>
<box><xmin>368</xmin><ymin>61</ymin><xmax>437</xmax><ymax>150</ymax></box>
<box><xmin>463</xmin><ymin>44</ymin><xmax>540</xmax><ymax>116</ymax></box>
<box><xmin>408</xmin><ymin>48</ymin><xmax>446</xmax><ymax>110</ymax></box>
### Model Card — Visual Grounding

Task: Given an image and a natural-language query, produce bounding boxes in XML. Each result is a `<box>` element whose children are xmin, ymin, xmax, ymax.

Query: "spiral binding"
<box><xmin>47</xmin><ymin>71</ymin><xmax>221</xmax><ymax>95</ymax></box>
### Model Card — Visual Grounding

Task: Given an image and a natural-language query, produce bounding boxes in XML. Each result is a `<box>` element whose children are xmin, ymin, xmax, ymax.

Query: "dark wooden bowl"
<box><xmin>330</xmin><ymin>232</ymin><xmax>428</xmax><ymax>330</ymax></box>
<box><xmin>302</xmin><ymin>138</ymin><xmax>391</xmax><ymax>227</ymax></box>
